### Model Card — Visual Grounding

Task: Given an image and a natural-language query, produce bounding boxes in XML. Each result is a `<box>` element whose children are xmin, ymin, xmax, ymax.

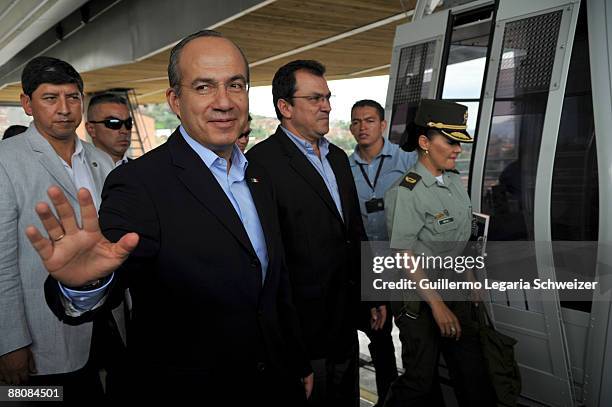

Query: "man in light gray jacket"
<box><xmin>0</xmin><ymin>56</ymin><xmax>123</xmax><ymax>399</ymax></box>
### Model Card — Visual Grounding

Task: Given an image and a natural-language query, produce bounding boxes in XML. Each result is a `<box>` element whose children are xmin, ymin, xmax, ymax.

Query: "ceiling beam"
<box><xmin>0</xmin><ymin>0</ymin><xmax>272</xmax><ymax>87</ymax></box>
<box><xmin>249</xmin><ymin>10</ymin><xmax>414</xmax><ymax>68</ymax></box>
<box><xmin>134</xmin><ymin>0</ymin><xmax>277</xmax><ymax>62</ymax></box>
<box><xmin>136</xmin><ymin>8</ymin><xmax>414</xmax><ymax>98</ymax></box>
<box><xmin>348</xmin><ymin>64</ymin><xmax>391</xmax><ymax>76</ymax></box>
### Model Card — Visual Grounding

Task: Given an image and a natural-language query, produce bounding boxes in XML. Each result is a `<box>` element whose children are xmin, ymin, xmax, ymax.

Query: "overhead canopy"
<box><xmin>0</xmin><ymin>0</ymin><xmax>416</xmax><ymax>104</ymax></box>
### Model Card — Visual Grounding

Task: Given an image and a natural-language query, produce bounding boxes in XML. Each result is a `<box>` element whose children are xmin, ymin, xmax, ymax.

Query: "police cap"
<box><xmin>400</xmin><ymin>99</ymin><xmax>473</xmax><ymax>152</ymax></box>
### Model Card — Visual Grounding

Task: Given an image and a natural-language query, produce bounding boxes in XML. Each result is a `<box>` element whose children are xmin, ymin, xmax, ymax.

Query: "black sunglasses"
<box><xmin>89</xmin><ymin>117</ymin><xmax>133</xmax><ymax>130</ymax></box>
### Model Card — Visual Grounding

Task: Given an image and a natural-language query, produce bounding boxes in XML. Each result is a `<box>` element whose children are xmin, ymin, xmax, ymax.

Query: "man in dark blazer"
<box><xmin>27</xmin><ymin>31</ymin><xmax>312</xmax><ymax>404</ymax></box>
<box><xmin>246</xmin><ymin>60</ymin><xmax>386</xmax><ymax>407</ymax></box>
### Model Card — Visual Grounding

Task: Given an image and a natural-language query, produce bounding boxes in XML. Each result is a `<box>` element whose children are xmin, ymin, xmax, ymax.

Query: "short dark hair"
<box><xmin>168</xmin><ymin>30</ymin><xmax>250</xmax><ymax>96</ymax></box>
<box><xmin>351</xmin><ymin>99</ymin><xmax>385</xmax><ymax>121</ymax></box>
<box><xmin>87</xmin><ymin>93</ymin><xmax>128</xmax><ymax>118</ymax></box>
<box><xmin>272</xmin><ymin>60</ymin><xmax>326</xmax><ymax>121</ymax></box>
<box><xmin>21</xmin><ymin>56</ymin><xmax>83</xmax><ymax>97</ymax></box>
<box><xmin>2</xmin><ymin>125</ymin><xmax>27</xmax><ymax>140</ymax></box>
<box><xmin>247</xmin><ymin>114</ymin><xmax>252</xmax><ymax>122</ymax></box>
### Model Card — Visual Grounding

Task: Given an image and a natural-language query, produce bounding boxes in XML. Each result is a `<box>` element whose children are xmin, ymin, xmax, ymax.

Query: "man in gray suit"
<box><xmin>0</xmin><ymin>57</ymin><xmax>121</xmax><ymax>397</ymax></box>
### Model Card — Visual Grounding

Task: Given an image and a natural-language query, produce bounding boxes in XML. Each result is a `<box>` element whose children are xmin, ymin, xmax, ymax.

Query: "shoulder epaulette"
<box><xmin>399</xmin><ymin>172</ymin><xmax>421</xmax><ymax>190</ymax></box>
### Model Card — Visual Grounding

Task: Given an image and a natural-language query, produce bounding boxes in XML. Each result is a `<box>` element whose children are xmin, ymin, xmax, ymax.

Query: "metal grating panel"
<box><xmin>496</xmin><ymin>10</ymin><xmax>563</xmax><ymax>98</ymax></box>
<box><xmin>392</xmin><ymin>40</ymin><xmax>436</xmax><ymax>105</ymax></box>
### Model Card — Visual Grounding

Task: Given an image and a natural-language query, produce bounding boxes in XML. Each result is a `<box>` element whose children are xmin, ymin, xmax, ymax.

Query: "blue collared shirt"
<box><xmin>282</xmin><ymin>126</ymin><xmax>344</xmax><ymax>221</ymax></box>
<box><xmin>61</xmin><ymin>126</ymin><xmax>269</xmax><ymax>310</ymax></box>
<box><xmin>349</xmin><ymin>138</ymin><xmax>417</xmax><ymax>241</ymax></box>
<box><xmin>180</xmin><ymin>126</ymin><xmax>269</xmax><ymax>279</ymax></box>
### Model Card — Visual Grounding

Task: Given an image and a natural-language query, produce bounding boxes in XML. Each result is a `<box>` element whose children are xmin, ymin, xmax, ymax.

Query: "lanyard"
<box><xmin>357</xmin><ymin>156</ymin><xmax>386</xmax><ymax>192</ymax></box>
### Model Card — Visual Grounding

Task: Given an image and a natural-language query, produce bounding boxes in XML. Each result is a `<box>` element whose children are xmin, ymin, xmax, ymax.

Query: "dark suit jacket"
<box><xmin>45</xmin><ymin>129</ymin><xmax>308</xmax><ymax>400</ymax></box>
<box><xmin>246</xmin><ymin>126</ymin><xmax>368</xmax><ymax>361</ymax></box>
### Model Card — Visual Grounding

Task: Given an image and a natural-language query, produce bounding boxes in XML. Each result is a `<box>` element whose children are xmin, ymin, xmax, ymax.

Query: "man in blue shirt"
<box><xmin>26</xmin><ymin>30</ymin><xmax>312</xmax><ymax>404</ymax></box>
<box><xmin>349</xmin><ymin>100</ymin><xmax>417</xmax><ymax>241</ymax></box>
<box><xmin>349</xmin><ymin>99</ymin><xmax>417</xmax><ymax>406</ymax></box>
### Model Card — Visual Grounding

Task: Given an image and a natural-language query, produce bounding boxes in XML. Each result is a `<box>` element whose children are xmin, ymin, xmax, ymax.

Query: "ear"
<box><xmin>166</xmin><ymin>87</ymin><xmax>181</xmax><ymax>117</ymax></box>
<box><xmin>381</xmin><ymin>119</ymin><xmax>388</xmax><ymax>133</ymax></box>
<box><xmin>277</xmin><ymin>98</ymin><xmax>293</xmax><ymax>120</ymax></box>
<box><xmin>85</xmin><ymin>122</ymin><xmax>96</xmax><ymax>139</ymax></box>
<box><xmin>20</xmin><ymin>94</ymin><xmax>33</xmax><ymax>116</ymax></box>
<box><xmin>417</xmin><ymin>134</ymin><xmax>430</xmax><ymax>151</ymax></box>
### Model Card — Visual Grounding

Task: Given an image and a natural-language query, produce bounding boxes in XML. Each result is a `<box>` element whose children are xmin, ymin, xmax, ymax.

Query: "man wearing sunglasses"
<box><xmin>86</xmin><ymin>94</ymin><xmax>132</xmax><ymax>166</ymax></box>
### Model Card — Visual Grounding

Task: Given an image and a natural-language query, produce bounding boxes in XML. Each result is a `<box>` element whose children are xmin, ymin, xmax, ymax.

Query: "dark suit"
<box><xmin>247</xmin><ymin>127</ymin><xmax>368</xmax><ymax>405</ymax></box>
<box><xmin>45</xmin><ymin>129</ymin><xmax>308</xmax><ymax>404</ymax></box>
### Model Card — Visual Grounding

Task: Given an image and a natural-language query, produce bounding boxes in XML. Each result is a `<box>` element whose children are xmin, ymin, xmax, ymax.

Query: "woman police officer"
<box><xmin>382</xmin><ymin>99</ymin><xmax>495</xmax><ymax>406</ymax></box>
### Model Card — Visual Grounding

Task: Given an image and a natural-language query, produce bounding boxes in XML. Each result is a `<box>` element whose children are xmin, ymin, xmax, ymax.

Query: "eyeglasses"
<box><xmin>289</xmin><ymin>94</ymin><xmax>334</xmax><ymax>105</ymax></box>
<box><xmin>89</xmin><ymin>117</ymin><xmax>133</xmax><ymax>130</ymax></box>
<box><xmin>180</xmin><ymin>78</ymin><xmax>249</xmax><ymax>97</ymax></box>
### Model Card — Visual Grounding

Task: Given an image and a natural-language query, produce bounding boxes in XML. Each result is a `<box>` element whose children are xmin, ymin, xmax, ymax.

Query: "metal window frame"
<box><xmin>583</xmin><ymin>0</ymin><xmax>612</xmax><ymax>405</ymax></box>
<box><xmin>469</xmin><ymin>1</ymin><xmax>581</xmax><ymax>405</ymax></box>
<box><xmin>383</xmin><ymin>10</ymin><xmax>451</xmax><ymax>136</ymax></box>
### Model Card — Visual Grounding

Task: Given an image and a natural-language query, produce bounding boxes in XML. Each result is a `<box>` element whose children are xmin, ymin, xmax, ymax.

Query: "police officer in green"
<box><xmin>382</xmin><ymin>99</ymin><xmax>495</xmax><ymax>406</ymax></box>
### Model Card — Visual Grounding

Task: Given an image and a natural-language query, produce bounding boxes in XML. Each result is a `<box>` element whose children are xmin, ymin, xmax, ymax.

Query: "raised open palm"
<box><xmin>25</xmin><ymin>186</ymin><xmax>139</xmax><ymax>288</ymax></box>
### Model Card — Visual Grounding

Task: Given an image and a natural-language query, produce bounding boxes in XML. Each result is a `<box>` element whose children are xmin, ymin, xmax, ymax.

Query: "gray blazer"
<box><xmin>0</xmin><ymin>124</ymin><xmax>123</xmax><ymax>375</ymax></box>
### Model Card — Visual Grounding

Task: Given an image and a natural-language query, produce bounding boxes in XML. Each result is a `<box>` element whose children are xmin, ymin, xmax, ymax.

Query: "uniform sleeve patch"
<box><xmin>399</xmin><ymin>172</ymin><xmax>421</xmax><ymax>190</ymax></box>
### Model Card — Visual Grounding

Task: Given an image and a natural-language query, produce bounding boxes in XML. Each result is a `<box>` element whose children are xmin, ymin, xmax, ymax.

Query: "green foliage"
<box><xmin>142</xmin><ymin>104</ymin><xmax>180</xmax><ymax>130</ymax></box>
<box><xmin>137</xmin><ymin>106</ymin><xmax>358</xmax><ymax>155</ymax></box>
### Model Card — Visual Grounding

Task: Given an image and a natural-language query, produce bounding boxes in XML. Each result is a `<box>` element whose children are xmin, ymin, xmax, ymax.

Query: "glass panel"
<box><xmin>442</xmin><ymin>13</ymin><xmax>491</xmax><ymax>99</ymax></box>
<box><xmin>389</xmin><ymin>41</ymin><xmax>436</xmax><ymax>143</ymax></box>
<box><xmin>481</xmin><ymin>11</ymin><xmax>563</xmax><ymax>242</ymax></box>
<box><xmin>482</xmin><ymin>96</ymin><xmax>549</xmax><ymax>241</ymax></box>
<box><xmin>439</xmin><ymin>10</ymin><xmax>493</xmax><ymax>187</ymax></box>
<box><xmin>454</xmin><ymin>101</ymin><xmax>478</xmax><ymax>187</ymax></box>
<box><xmin>550</xmin><ymin>4</ymin><xmax>597</xmax><ymax>312</ymax></box>
<box><xmin>429</xmin><ymin>0</ymin><xmax>475</xmax><ymax>15</ymax></box>
<box><xmin>442</xmin><ymin>54</ymin><xmax>487</xmax><ymax>99</ymax></box>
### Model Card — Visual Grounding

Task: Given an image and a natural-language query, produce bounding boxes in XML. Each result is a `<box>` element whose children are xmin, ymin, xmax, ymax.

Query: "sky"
<box><xmin>247</xmin><ymin>55</ymin><xmax>486</xmax><ymax>127</ymax></box>
<box><xmin>248</xmin><ymin>75</ymin><xmax>390</xmax><ymax>122</ymax></box>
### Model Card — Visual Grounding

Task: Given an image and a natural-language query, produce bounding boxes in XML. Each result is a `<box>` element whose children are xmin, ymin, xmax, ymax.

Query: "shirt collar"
<box><xmin>413</xmin><ymin>160</ymin><xmax>439</xmax><ymax>187</ymax></box>
<box><xmin>229</xmin><ymin>142</ymin><xmax>248</xmax><ymax>174</ymax></box>
<box><xmin>71</xmin><ymin>137</ymin><xmax>85</xmax><ymax>159</ymax></box>
<box><xmin>61</xmin><ymin>137</ymin><xmax>84</xmax><ymax>167</ymax></box>
<box><xmin>115</xmin><ymin>153</ymin><xmax>129</xmax><ymax>167</ymax></box>
<box><xmin>179</xmin><ymin>125</ymin><xmax>248</xmax><ymax>175</ymax></box>
<box><xmin>380</xmin><ymin>137</ymin><xmax>394</xmax><ymax>156</ymax></box>
<box><xmin>351</xmin><ymin>137</ymin><xmax>392</xmax><ymax>165</ymax></box>
<box><xmin>281</xmin><ymin>126</ymin><xmax>330</xmax><ymax>156</ymax></box>
<box><xmin>59</xmin><ymin>136</ymin><xmax>85</xmax><ymax>168</ymax></box>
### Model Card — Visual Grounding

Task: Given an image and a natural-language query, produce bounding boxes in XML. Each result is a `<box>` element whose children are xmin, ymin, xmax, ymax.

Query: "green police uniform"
<box><xmin>382</xmin><ymin>99</ymin><xmax>495</xmax><ymax>407</ymax></box>
<box><xmin>386</xmin><ymin>161</ymin><xmax>472</xmax><ymax>257</ymax></box>
<box><xmin>385</xmin><ymin>160</ymin><xmax>472</xmax><ymax>318</ymax></box>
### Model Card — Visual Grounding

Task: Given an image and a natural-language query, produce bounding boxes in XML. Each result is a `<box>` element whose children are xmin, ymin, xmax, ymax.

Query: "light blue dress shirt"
<box><xmin>61</xmin><ymin>126</ymin><xmax>269</xmax><ymax>310</ymax></box>
<box><xmin>349</xmin><ymin>138</ymin><xmax>417</xmax><ymax>241</ymax></box>
<box><xmin>282</xmin><ymin>126</ymin><xmax>344</xmax><ymax>221</ymax></box>
<box><xmin>179</xmin><ymin>126</ymin><xmax>269</xmax><ymax>279</ymax></box>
